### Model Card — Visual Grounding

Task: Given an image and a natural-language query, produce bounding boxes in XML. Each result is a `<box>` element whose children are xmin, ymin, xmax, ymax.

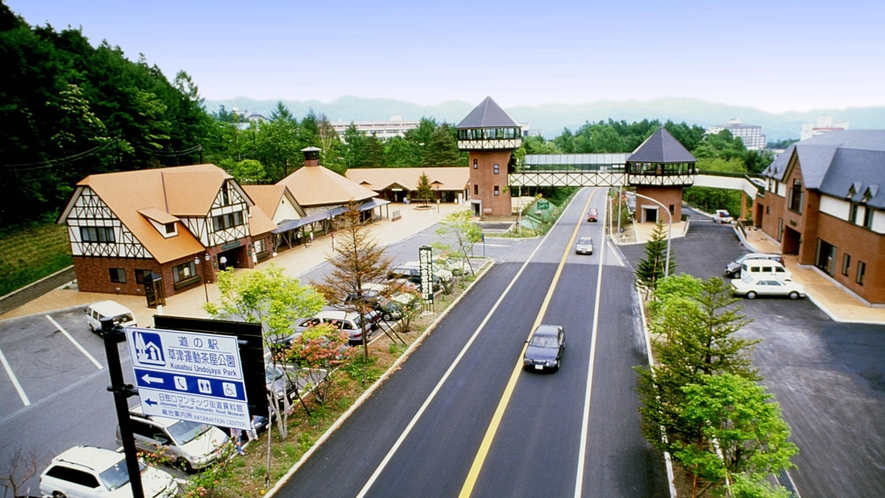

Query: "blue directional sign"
<box><xmin>126</xmin><ymin>327</ymin><xmax>251</xmax><ymax>430</ymax></box>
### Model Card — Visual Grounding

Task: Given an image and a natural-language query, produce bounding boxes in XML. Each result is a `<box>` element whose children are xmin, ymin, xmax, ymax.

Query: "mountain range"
<box><xmin>204</xmin><ymin>96</ymin><xmax>885</xmax><ymax>142</ymax></box>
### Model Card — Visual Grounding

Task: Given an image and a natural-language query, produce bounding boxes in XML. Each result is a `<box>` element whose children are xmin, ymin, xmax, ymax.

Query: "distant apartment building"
<box><xmin>800</xmin><ymin>116</ymin><xmax>849</xmax><ymax>141</ymax></box>
<box><xmin>706</xmin><ymin>119</ymin><xmax>766</xmax><ymax>150</ymax></box>
<box><xmin>331</xmin><ymin>116</ymin><xmax>420</xmax><ymax>140</ymax></box>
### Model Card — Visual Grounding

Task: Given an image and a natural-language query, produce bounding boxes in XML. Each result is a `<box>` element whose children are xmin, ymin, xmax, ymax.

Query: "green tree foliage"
<box><xmin>256</xmin><ymin>102</ymin><xmax>301</xmax><ymax>180</ymax></box>
<box><xmin>633</xmin><ymin>276</ymin><xmax>793</xmax><ymax>497</ymax></box>
<box><xmin>678</xmin><ymin>374</ymin><xmax>797</xmax><ymax>497</ymax></box>
<box><xmin>0</xmin><ymin>6</ymin><xmax>215</xmax><ymax>227</ymax></box>
<box><xmin>220</xmin><ymin>159</ymin><xmax>266</xmax><ymax>185</ymax></box>
<box><xmin>434</xmin><ymin>210</ymin><xmax>483</xmax><ymax>281</ymax></box>
<box><xmin>415</xmin><ymin>172</ymin><xmax>434</xmax><ymax>206</ymax></box>
<box><xmin>634</xmin><ymin>220</ymin><xmax>676</xmax><ymax>293</ymax></box>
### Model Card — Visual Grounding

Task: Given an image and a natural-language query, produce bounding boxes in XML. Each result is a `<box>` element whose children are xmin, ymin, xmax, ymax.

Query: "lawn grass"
<box><xmin>0</xmin><ymin>223</ymin><xmax>72</xmax><ymax>296</ymax></box>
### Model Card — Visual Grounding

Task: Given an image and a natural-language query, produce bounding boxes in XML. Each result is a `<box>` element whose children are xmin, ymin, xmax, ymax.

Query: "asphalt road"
<box><xmin>277</xmin><ymin>187</ymin><xmax>668</xmax><ymax>497</ymax></box>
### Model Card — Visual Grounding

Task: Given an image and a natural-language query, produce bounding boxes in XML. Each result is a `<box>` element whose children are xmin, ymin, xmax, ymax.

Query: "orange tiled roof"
<box><xmin>344</xmin><ymin>167</ymin><xmax>469</xmax><ymax>192</ymax></box>
<box><xmin>66</xmin><ymin>164</ymin><xmax>267</xmax><ymax>264</ymax></box>
<box><xmin>278</xmin><ymin>165</ymin><xmax>377</xmax><ymax>206</ymax></box>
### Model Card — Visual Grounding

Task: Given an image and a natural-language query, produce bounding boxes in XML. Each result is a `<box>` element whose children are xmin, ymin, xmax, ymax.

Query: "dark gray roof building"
<box><xmin>456</xmin><ymin>96</ymin><xmax>521</xmax><ymax>129</ymax></box>
<box><xmin>628</xmin><ymin>127</ymin><xmax>697</xmax><ymax>164</ymax></box>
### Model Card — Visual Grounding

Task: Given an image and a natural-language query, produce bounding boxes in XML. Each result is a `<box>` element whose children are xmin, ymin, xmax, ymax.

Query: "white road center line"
<box><xmin>47</xmin><ymin>315</ymin><xmax>104</xmax><ymax>370</ymax></box>
<box><xmin>0</xmin><ymin>347</ymin><xmax>30</xmax><ymax>406</ymax></box>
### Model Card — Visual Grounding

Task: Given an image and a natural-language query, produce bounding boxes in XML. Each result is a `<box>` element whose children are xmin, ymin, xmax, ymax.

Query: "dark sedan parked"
<box><xmin>523</xmin><ymin>324</ymin><xmax>565</xmax><ymax>372</ymax></box>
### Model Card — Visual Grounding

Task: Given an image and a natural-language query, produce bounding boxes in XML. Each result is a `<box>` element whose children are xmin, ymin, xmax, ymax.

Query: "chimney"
<box><xmin>302</xmin><ymin>146</ymin><xmax>321</xmax><ymax>167</ymax></box>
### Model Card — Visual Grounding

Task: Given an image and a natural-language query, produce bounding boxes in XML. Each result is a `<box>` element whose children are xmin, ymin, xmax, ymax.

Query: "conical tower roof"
<box><xmin>628</xmin><ymin>127</ymin><xmax>696</xmax><ymax>164</ymax></box>
<box><xmin>456</xmin><ymin>96</ymin><xmax>520</xmax><ymax>129</ymax></box>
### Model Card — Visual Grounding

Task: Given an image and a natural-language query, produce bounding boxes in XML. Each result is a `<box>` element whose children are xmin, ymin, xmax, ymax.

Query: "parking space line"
<box><xmin>47</xmin><ymin>315</ymin><xmax>104</xmax><ymax>370</ymax></box>
<box><xmin>0</xmin><ymin>347</ymin><xmax>30</xmax><ymax>406</ymax></box>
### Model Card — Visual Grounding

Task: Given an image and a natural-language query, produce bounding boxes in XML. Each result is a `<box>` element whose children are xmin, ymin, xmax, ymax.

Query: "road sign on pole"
<box><xmin>419</xmin><ymin>245</ymin><xmax>433</xmax><ymax>304</ymax></box>
<box><xmin>126</xmin><ymin>327</ymin><xmax>251</xmax><ymax>430</ymax></box>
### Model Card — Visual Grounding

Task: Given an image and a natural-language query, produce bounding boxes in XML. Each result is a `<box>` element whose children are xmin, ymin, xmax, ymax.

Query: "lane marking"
<box><xmin>573</xmin><ymin>193</ymin><xmax>607</xmax><ymax>497</ymax></box>
<box><xmin>0</xmin><ymin>347</ymin><xmax>30</xmax><ymax>406</ymax></box>
<box><xmin>47</xmin><ymin>315</ymin><xmax>104</xmax><ymax>370</ymax></box>
<box><xmin>459</xmin><ymin>189</ymin><xmax>599</xmax><ymax>498</ymax></box>
<box><xmin>355</xmin><ymin>192</ymin><xmax>585</xmax><ymax>498</ymax></box>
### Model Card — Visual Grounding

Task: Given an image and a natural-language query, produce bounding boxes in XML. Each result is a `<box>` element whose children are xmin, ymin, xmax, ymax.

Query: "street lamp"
<box><xmin>631</xmin><ymin>193</ymin><xmax>672</xmax><ymax>277</ymax></box>
<box><xmin>431</xmin><ymin>180</ymin><xmax>442</xmax><ymax>212</ymax></box>
<box><xmin>196</xmin><ymin>254</ymin><xmax>210</xmax><ymax>303</ymax></box>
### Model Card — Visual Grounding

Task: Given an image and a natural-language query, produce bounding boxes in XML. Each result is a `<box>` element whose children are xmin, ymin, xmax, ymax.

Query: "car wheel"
<box><xmin>382</xmin><ymin>312</ymin><xmax>392</xmax><ymax>321</ymax></box>
<box><xmin>746</xmin><ymin>291</ymin><xmax>757</xmax><ymax>299</ymax></box>
<box><xmin>52</xmin><ymin>492</ymin><xmax>67</xmax><ymax>498</ymax></box>
<box><xmin>789</xmin><ymin>291</ymin><xmax>800</xmax><ymax>300</ymax></box>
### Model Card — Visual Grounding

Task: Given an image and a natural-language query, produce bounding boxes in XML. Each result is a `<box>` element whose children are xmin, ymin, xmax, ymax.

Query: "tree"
<box><xmin>415</xmin><ymin>172</ymin><xmax>434</xmax><ymax>207</ymax></box>
<box><xmin>255</xmin><ymin>102</ymin><xmax>300</xmax><ymax>180</ymax></box>
<box><xmin>635</xmin><ymin>277</ymin><xmax>764</xmax><ymax>495</ymax></box>
<box><xmin>677</xmin><ymin>373</ymin><xmax>798</xmax><ymax>497</ymax></box>
<box><xmin>312</xmin><ymin>202</ymin><xmax>397</xmax><ymax>365</ymax></box>
<box><xmin>434</xmin><ymin>210</ymin><xmax>482</xmax><ymax>281</ymax></box>
<box><xmin>220</xmin><ymin>158</ymin><xmax>266</xmax><ymax>184</ymax></box>
<box><xmin>634</xmin><ymin>220</ymin><xmax>676</xmax><ymax>294</ymax></box>
<box><xmin>287</xmin><ymin>324</ymin><xmax>359</xmax><ymax>405</ymax></box>
<box><xmin>0</xmin><ymin>442</ymin><xmax>42</xmax><ymax>498</ymax></box>
<box><xmin>203</xmin><ymin>265</ymin><xmax>325</xmax><ymax>438</ymax></box>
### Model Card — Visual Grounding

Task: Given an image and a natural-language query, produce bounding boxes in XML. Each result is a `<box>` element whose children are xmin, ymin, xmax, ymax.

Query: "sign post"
<box><xmin>419</xmin><ymin>245</ymin><xmax>434</xmax><ymax>310</ymax></box>
<box><xmin>126</xmin><ymin>327</ymin><xmax>251</xmax><ymax>430</ymax></box>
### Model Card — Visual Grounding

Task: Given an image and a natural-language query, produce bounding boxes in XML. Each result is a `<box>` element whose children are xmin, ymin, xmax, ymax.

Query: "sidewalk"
<box><xmin>0</xmin><ymin>202</ymin><xmax>468</xmax><ymax>326</ymax></box>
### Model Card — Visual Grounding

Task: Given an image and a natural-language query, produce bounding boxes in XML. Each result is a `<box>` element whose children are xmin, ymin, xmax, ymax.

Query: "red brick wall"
<box><xmin>635</xmin><ymin>186</ymin><xmax>684</xmax><ymax>222</ymax></box>
<box><xmin>468</xmin><ymin>150</ymin><xmax>513</xmax><ymax>216</ymax></box>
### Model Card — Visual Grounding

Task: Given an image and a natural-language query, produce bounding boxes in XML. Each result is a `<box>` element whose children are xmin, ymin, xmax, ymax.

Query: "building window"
<box><xmin>164</xmin><ymin>223</ymin><xmax>176</xmax><ymax>234</ymax></box>
<box><xmin>862</xmin><ymin>207</ymin><xmax>873</xmax><ymax>229</ymax></box>
<box><xmin>135</xmin><ymin>269</ymin><xmax>151</xmax><ymax>284</ymax></box>
<box><xmin>494</xmin><ymin>186</ymin><xmax>500</xmax><ymax>196</ymax></box>
<box><xmin>849</xmin><ymin>203</ymin><xmax>859</xmax><ymax>223</ymax></box>
<box><xmin>842</xmin><ymin>254</ymin><xmax>851</xmax><ymax>276</ymax></box>
<box><xmin>109</xmin><ymin>268</ymin><xmax>126</xmax><ymax>283</ymax></box>
<box><xmin>80</xmin><ymin>226</ymin><xmax>115</xmax><ymax>243</ymax></box>
<box><xmin>856</xmin><ymin>261</ymin><xmax>866</xmax><ymax>285</ymax></box>
<box><xmin>473</xmin><ymin>159</ymin><xmax>478</xmax><ymax>169</ymax></box>
<box><xmin>173</xmin><ymin>261</ymin><xmax>197</xmax><ymax>283</ymax></box>
<box><xmin>766</xmin><ymin>206</ymin><xmax>770</xmax><ymax>215</ymax></box>
<box><xmin>221</xmin><ymin>185</ymin><xmax>230</xmax><ymax>206</ymax></box>
<box><xmin>213</xmin><ymin>211</ymin><xmax>244</xmax><ymax>232</ymax></box>
<box><xmin>493</xmin><ymin>164</ymin><xmax>499</xmax><ymax>174</ymax></box>
<box><xmin>788</xmin><ymin>179</ymin><xmax>803</xmax><ymax>213</ymax></box>
<box><xmin>777</xmin><ymin>218</ymin><xmax>783</xmax><ymax>242</ymax></box>
<box><xmin>669</xmin><ymin>204</ymin><xmax>675</xmax><ymax>215</ymax></box>
<box><xmin>474</xmin><ymin>185</ymin><xmax>479</xmax><ymax>195</ymax></box>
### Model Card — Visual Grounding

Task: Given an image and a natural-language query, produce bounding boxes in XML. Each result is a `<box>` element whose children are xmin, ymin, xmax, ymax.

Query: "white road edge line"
<box><xmin>0</xmin><ymin>347</ymin><xmax>30</xmax><ymax>406</ymax></box>
<box><xmin>354</xmin><ymin>197</ymin><xmax>576</xmax><ymax>498</ymax></box>
<box><xmin>573</xmin><ymin>190</ymin><xmax>605</xmax><ymax>498</ymax></box>
<box><xmin>47</xmin><ymin>315</ymin><xmax>104</xmax><ymax>370</ymax></box>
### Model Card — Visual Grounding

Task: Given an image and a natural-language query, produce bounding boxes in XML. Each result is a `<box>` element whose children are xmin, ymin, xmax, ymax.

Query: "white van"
<box><xmin>740</xmin><ymin>259</ymin><xmax>791</xmax><ymax>281</ymax></box>
<box><xmin>85</xmin><ymin>300</ymin><xmax>137</xmax><ymax>332</ymax></box>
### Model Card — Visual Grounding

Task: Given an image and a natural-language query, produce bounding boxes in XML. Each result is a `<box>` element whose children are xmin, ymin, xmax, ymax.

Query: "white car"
<box><xmin>713</xmin><ymin>209</ymin><xmax>734</xmax><ymax>223</ymax></box>
<box><xmin>575</xmin><ymin>237</ymin><xmax>594</xmax><ymax>255</ymax></box>
<box><xmin>40</xmin><ymin>445</ymin><xmax>178</xmax><ymax>498</ymax></box>
<box><xmin>116</xmin><ymin>405</ymin><xmax>229</xmax><ymax>472</ymax></box>
<box><xmin>731</xmin><ymin>276</ymin><xmax>806</xmax><ymax>300</ymax></box>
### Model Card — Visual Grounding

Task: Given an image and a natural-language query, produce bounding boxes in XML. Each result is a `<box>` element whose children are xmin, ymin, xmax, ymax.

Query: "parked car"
<box><xmin>295</xmin><ymin>310</ymin><xmax>375</xmax><ymax>346</ymax></box>
<box><xmin>266</xmin><ymin>364</ymin><xmax>299</xmax><ymax>401</ymax></box>
<box><xmin>40</xmin><ymin>445</ymin><xmax>179</xmax><ymax>498</ymax></box>
<box><xmin>86</xmin><ymin>300</ymin><xmax>137</xmax><ymax>333</ymax></box>
<box><xmin>523</xmin><ymin>324</ymin><xmax>565</xmax><ymax>372</ymax></box>
<box><xmin>586</xmin><ymin>208</ymin><xmax>599</xmax><ymax>222</ymax></box>
<box><xmin>436</xmin><ymin>256</ymin><xmax>472</xmax><ymax>276</ymax></box>
<box><xmin>116</xmin><ymin>405</ymin><xmax>229</xmax><ymax>472</ymax></box>
<box><xmin>731</xmin><ymin>276</ymin><xmax>806</xmax><ymax>300</ymax></box>
<box><xmin>740</xmin><ymin>259</ymin><xmax>791</xmax><ymax>281</ymax></box>
<box><xmin>387</xmin><ymin>266</ymin><xmax>442</xmax><ymax>292</ymax></box>
<box><xmin>713</xmin><ymin>209</ymin><xmax>734</xmax><ymax>223</ymax></box>
<box><xmin>725</xmin><ymin>252</ymin><xmax>784</xmax><ymax>278</ymax></box>
<box><xmin>575</xmin><ymin>236</ymin><xmax>594</xmax><ymax>255</ymax></box>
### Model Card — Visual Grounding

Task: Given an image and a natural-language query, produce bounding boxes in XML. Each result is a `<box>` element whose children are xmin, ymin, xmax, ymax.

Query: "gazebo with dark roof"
<box><xmin>626</xmin><ymin>127</ymin><xmax>697</xmax><ymax>223</ymax></box>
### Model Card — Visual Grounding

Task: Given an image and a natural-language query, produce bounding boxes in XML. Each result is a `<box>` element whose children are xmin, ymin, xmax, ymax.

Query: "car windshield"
<box><xmin>167</xmin><ymin>419</ymin><xmax>212</xmax><ymax>444</ymax></box>
<box><xmin>266</xmin><ymin>367</ymin><xmax>283</xmax><ymax>383</ymax></box>
<box><xmin>577</xmin><ymin>237</ymin><xmax>593</xmax><ymax>245</ymax></box>
<box><xmin>529</xmin><ymin>335</ymin><xmax>558</xmax><ymax>348</ymax></box>
<box><xmin>99</xmin><ymin>458</ymin><xmax>145</xmax><ymax>490</ymax></box>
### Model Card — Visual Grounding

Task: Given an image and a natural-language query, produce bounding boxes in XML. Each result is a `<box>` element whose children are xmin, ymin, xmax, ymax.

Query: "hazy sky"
<box><xmin>8</xmin><ymin>0</ymin><xmax>884</xmax><ymax>113</ymax></box>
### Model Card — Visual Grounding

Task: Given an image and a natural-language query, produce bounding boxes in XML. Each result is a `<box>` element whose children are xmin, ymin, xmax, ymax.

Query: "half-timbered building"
<box><xmin>58</xmin><ymin>164</ymin><xmax>276</xmax><ymax>303</ymax></box>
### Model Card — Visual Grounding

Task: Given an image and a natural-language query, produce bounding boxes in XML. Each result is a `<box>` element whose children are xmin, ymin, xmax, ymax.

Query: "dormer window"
<box><xmin>164</xmin><ymin>223</ymin><xmax>175</xmax><ymax>234</ymax></box>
